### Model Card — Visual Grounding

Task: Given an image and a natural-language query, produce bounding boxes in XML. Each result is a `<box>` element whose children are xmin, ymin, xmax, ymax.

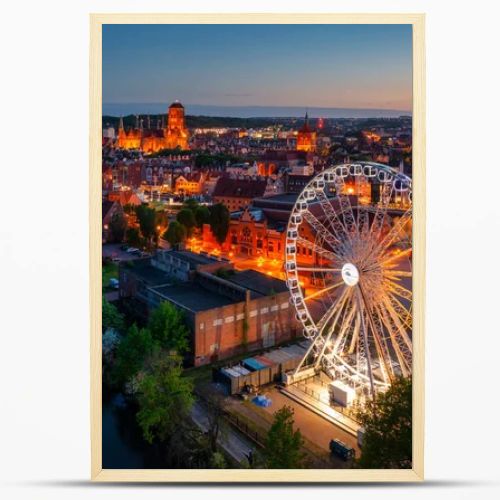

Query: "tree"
<box><xmin>205</xmin><ymin>391</ymin><xmax>228</xmax><ymax>453</ymax></box>
<box><xmin>176</xmin><ymin>208</ymin><xmax>196</xmax><ymax>236</ymax></box>
<box><xmin>125</xmin><ymin>227</ymin><xmax>142</xmax><ymax>248</ymax></box>
<box><xmin>263</xmin><ymin>406</ymin><xmax>304</xmax><ymax>468</ymax></box>
<box><xmin>136</xmin><ymin>355</ymin><xmax>194</xmax><ymax>444</ymax></box>
<box><xmin>113</xmin><ymin>324</ymin><xmax>157</xmax><ymax>387</ymax></box>
<box><xmin>148</xmin><ymin>301</ymin><xmax>190</xmax><ymax>355</ymax></box>
<box><xmin>102</xmin><ymin>297</ymin><xmax>124</xmax><ymax>332</ymax></box>
<box><xmin>109</xmin><ymin>212</ymin><xmax>127</xmax><ymax>243</ymax></box>
<box><xmin>123</xmin><ymin>203</ymin><xmax>136</xmax><ymax>215</ymax></box>
<box><xmin>209</xmin><ymin>452</ymin><xmax>226</xmax><ymax>469</ymax></box>
<box><xmin>163</xmin><ymin>220</ymin><xmax>186</xmax><ymax>248</ymax></box>
<box><xmin>135</xmin><ymin>204</ymin><xmax>157</xmax><ymax>248</ymax></box>
<box><xmin>356</xmin><ymin>377</ymin><xmax>412</xmax><ymax>469</ymax></box>
<box><xmin>182</xmin><ymin>198</ymin><xmax>199</xmax><ymax>211</ymax></box>
<box><xmin>209</xmin><ymin>203</ymin><xmax>230</xmax><ymax>246</ymax></box>
<box><xmin>194</xmin><ymin>205</ymin><xmax>210</xmax><ymax>229</ymax></box>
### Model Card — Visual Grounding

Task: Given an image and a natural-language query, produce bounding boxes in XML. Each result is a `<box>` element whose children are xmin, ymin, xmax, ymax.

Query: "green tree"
<box><xmin>209</xmin><ymin>452</ymin><xmax>226</xmax><ymax>469</ymax></box>
<box><xmin>123</xmin><ymin>203</ymin><xmax>135</xmax><ymax>215</ymax></box>
<box><xmin>182</xmin><ymin>198</ymin><xmax>199</xmax><ymax>211</ymax></box>
<box><xmin>209</xmin><ymin>203</ymin><xmax>230</xmax><ymax>246</ymax></box>
<box><xmin>113</xmin><ymin>324</ymin><xmax>157</xmax><ymax>386</ymax></box>
<box><xmin>263</xmin><ymin>406</ymin><xmax>304</xmax><ymax>468</ymax></box>
<box><xmin>194</xmin><ymin>205</ymin><xmax>210</xmax><ymax>229</ymax></box>
<box><xmin>109</xmin><ymin>212</ymin><xmax>127</xmax><ymax>243</ymax></box>
<box><xmin>163</xmin><ymin>220</ymin><xmax>186</xmax><ymax>248</ymax></box>
<box><xmin>135</xmin><ymin>204</ymin><xmax>157</xmax><ymax>248</ymax></box>
<box><xmin>136</xmin><ymin>355</ymin><xmax>194</xmax><ymax>444</ymax></box>
<box><xmin>356</xmin><ymin>377</ymin><xmax>412</xmax><ymax>469</ymax></box>
<box><xmin>125</xmin><ymin>227</ymin><xmax>142</xmax><ymax>248</ymax></box>
<box><xmin>102</xmin><ymin>297</ymin><xmax>124</xmax><ymax>332</ymax></box>
<box><xmin>176</xmin><ymin>208</ymin><xmax>196</xmax><ymax>236</ymax></box>
<box><xmin>148</xmin><ymin>301</ymin><xmax>190</xmax><ymax>355</ymax></box>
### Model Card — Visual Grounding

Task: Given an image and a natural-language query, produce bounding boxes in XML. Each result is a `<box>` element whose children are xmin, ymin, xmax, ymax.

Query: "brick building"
<box><xmin>102</xmin><ymin>200</ymin><xmax>124</xmax><ymax>243</ymax></box>
<box><xmin>119</xmin><ymin>250</ymin><xmax>297</xmax><ymax>366</ymax></box>
<box><xmin>212</xmin><ymin>176</ymin><xmax>268</xmax><ymax>212</ymax></box>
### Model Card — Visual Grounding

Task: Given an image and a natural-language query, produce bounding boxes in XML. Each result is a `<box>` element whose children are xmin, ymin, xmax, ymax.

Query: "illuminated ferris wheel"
<box><xmin>284</xmin><ymin>162</ymin><xmax>413</xmax><ymax>399</ymax></box>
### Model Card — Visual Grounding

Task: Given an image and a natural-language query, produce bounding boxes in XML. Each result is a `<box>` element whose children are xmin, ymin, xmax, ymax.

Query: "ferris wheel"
<box><xmin>284</xmin><ymin>162</ymin><xmax>413</xmax><ymax>399</ymax></box>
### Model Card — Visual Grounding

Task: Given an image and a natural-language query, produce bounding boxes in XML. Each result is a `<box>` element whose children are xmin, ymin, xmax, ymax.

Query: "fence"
<box><xmin>223</xmin><ymin>410</ymin><xmax>265</xmax><ymax>447</ymax></box>
<box><xmin>294</xmin><ymin>376</ymin><xmax>362</xmax><ymax>423</ymax></box>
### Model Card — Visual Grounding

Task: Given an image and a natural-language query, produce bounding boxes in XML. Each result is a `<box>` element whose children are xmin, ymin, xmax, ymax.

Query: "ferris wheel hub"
<box><xmin>341</xmin><ymin>263</ymin><xmax>359</xmax><ymax>287</ymax></box>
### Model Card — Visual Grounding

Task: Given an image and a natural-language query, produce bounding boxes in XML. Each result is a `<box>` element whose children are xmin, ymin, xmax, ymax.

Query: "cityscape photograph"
<box><xmin>101</xmin><ymin>23</ymin><xmax>413</xmax><ymax>470</ymax></box>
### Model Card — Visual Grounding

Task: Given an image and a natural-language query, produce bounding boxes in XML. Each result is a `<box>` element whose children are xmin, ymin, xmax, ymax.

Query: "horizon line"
<box><xmin>103</xmin><ymin>102</ymin><xmax>412</xmax><ymax>114</ymax></box>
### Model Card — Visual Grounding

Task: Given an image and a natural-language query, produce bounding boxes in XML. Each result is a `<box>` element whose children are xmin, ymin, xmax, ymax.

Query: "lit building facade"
<box><xmin>116</xmin><ymin>101</ymin><xmax>189</xmax><ymax>153</ymax></box>
<box><xmin>296</xmin><ymin>112</ymin><xmax>317</xmax><ymax>152</ymax></box>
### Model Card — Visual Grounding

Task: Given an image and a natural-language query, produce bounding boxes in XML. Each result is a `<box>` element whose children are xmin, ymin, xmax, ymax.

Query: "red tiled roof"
<box><xmin>213</xmin><ymin>176</ymin><xmax>267</xmax><ymax>199</ymax></box>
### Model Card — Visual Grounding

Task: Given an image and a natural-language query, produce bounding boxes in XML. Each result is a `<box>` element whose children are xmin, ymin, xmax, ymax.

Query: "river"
<box><xmin>102</xmin><ymin>393</ymin><xmax>166</xmax><ymax>469</ymax></box>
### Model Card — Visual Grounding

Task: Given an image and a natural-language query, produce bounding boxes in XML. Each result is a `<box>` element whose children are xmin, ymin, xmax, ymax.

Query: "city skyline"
<box><xmin>103</xmin><ymin>24</ymin><xmax>412</xmax><ymax>114</ymax></box>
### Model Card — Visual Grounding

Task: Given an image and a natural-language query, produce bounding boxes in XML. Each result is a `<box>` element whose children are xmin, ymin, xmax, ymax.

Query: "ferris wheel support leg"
<box><xmin>356</xmin><ymin>287</ymin><xmax>375</xmax><ymax>398</ymax></box>
<box><xmin>293</xmin><ymin>336</ymin><xmax>321</xmax><ymax>376</ymax></box>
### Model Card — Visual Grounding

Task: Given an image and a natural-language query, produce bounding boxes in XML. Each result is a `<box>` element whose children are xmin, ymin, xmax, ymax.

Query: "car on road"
<box><xmin>330</xmin><ymin>438</ymin><xmax>355</xmax><ymax>461</ymax></box>
<box><xmin>109</xmin><ymin>278</ymin><xmax>119</xmax><ymax>289</ymax></box>
<box><xmin>126</xmin><ymin>247</ymin><xmax>139</xmax><ymax>254</ymax></box>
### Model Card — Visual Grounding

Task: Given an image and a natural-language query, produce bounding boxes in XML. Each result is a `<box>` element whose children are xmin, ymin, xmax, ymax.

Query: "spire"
<box><xmin>119</xmin><ymin>116</ymin><xmax>124</xmax><ymax>130</ymax></box>
<box><xmin>135</xmin><ymin>115</ymin><xmax>139</xmax><ymax>129</ymax></box>
<box><xmin>147</xmin><ymin>115</ymin><xmax>151</xmax><ymax>129</ymax></box>
<box><xmin>305</xmin><ymin>109</ymin><xmax>309</xmax><ymax>125</ymax></box>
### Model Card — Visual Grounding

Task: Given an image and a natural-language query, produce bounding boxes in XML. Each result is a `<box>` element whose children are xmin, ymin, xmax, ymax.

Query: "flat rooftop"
<box><xmin>253</xmin><ymin>193</ymin><xmax>299</xmax><ymax>206</ymax></box>
<box><xmin>151</xmin><ymin>282</ymin><xmax>237</xmax><ymax>312</ymax></box>
<box><xmin>120</xmin><ymin>258</ymin><xmax>171</xmax><ymax>286</ymax></box>
<box><xmin>163</xmin><ymin>250</ymin><xmax>222</xmax><ymax>268</ymax></box>
<box><xmin>226</xmin><ymin>270</ymin><xmax>288</xmax><ymax>297</ymax></box>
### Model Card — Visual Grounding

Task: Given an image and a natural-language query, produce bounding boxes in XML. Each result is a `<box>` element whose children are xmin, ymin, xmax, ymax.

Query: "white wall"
<box><xmin>1</xmin><ymin>1</ymin><xmax>499</xmax><ymax>499</ymax></box>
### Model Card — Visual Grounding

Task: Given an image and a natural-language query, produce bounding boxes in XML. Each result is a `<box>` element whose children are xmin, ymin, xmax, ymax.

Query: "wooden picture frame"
<box><xmin>90</xmin><ymin>13</ymin><xmax>425</xmax><ymax>482</ymax></box>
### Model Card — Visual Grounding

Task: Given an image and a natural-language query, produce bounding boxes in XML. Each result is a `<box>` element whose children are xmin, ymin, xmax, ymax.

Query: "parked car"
<box><xmin>108</xmin><ymin>278</ymin><xmax>119</xmax><ymax>289</ymax></box>
<box><xmin>330</xmin><ymin>439</ymin><xmax>355</xmax><ymax>461</ymax></box>
<box><xmin>126</xmin><ymin>247</ymin><xmax>139</xmax><ymax>254</ymax></box>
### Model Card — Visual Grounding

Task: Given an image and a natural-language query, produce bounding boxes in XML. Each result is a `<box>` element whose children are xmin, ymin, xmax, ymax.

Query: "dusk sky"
<box><xmin>103</xmin><ymin>24</ymin><xmax>412</xmax><ymax>115</ymax></box>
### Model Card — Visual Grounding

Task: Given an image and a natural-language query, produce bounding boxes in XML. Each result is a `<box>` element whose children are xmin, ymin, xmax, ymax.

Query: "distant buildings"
<box><xmin>116</xmin><ymin>101</ymin><xmax>189</xmax><ymax>153</ymax></box>
<box><xmin>174</xmin><ymin>172</ymin><xmax>206</xmax><ymax>195</ymax></box>
<box><xmin>212</xmin><ymin>176</ymin><xmax>269</xmax><ymax>211</ymax></box>
<box><xmin>119</xmin><ymin>250</ymin><xmax>297</xmax><ymax>365</ymax></box>
<box><xmin>296</xmin><ymin>112</ymin><xmax>317</xmax><ymax>152</ymax></box>
<box><xmin>102</xmin><ymin>200</ymin><xmax>124</xmax><ymax>243</ymax></box>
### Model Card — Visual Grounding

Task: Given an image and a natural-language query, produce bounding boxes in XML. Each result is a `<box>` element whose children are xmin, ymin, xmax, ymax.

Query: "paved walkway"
<box><xmin>191</xmin><ymin>401</ymin><xmax>255</xmax><ymax>464</ymax></box>
<box><xmin>281</xmin><ymin>385</ymin><xmax>361</xmax><ymax>436</ymax></box>
<box><xmin>261</xmin><ymin>388</ymin><xmax>360</xmax><ymax>456</ymax></box>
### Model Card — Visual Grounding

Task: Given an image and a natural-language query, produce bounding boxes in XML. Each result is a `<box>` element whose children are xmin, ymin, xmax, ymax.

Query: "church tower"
<box><xmin>165</xmin><ymin>100</ymin><xmax>189</xmax><ymax>150</ymax></box>
<box><xmin>296</xmin><ymin>111</ymin><xmax>317</xmax><ymax>152</ymax></box>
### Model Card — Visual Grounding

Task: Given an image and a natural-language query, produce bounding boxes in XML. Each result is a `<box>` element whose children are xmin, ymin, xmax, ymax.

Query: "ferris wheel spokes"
<box><xmin>285</xmin><ymin>162</ymin><xmax>413</xmax><ymax>400</ymax></box>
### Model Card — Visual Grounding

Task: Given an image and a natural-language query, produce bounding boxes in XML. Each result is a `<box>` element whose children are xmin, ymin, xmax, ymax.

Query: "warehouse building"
<box><xmin>119</xmin><ymin>249</ymin><xmax>298</xmax><ymax>366</ymax></box>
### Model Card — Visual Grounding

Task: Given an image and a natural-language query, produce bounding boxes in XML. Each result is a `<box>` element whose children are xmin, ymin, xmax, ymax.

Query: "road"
<box><xmin>261</xmin><ymin>387</ymin><xmax>360</xmax><ymax>455</ymax></box>
<box><xmin>190</xmin><ymin>401</ymin><xmax>255</xmax><ymax>465</ymax></box>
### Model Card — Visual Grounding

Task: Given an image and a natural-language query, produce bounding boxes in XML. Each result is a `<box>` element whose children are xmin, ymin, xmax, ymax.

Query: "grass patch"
<box><xmin>103</xmin><ymin>262</ymin><xmax>118</xmax><ymax>292</ymax></box>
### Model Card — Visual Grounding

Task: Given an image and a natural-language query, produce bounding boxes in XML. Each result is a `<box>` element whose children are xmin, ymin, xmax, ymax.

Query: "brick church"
<box><xmin>116</xmin><ymin>100</ymin><xmax>189</xmax><ymax>153</ymax></box>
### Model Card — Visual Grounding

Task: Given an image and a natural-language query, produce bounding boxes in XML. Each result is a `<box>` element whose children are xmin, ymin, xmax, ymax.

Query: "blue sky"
<box><xmin>103</xmin><ymin>24</ymin><xmax>412</xmax><ymax>111</ymax></box>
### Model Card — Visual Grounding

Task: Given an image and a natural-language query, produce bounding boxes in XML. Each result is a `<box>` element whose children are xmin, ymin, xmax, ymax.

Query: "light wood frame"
<box><xmin>90</xmin><ymin>13</ymin><xmax>425</xmax><ymax>482</ymax></box>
